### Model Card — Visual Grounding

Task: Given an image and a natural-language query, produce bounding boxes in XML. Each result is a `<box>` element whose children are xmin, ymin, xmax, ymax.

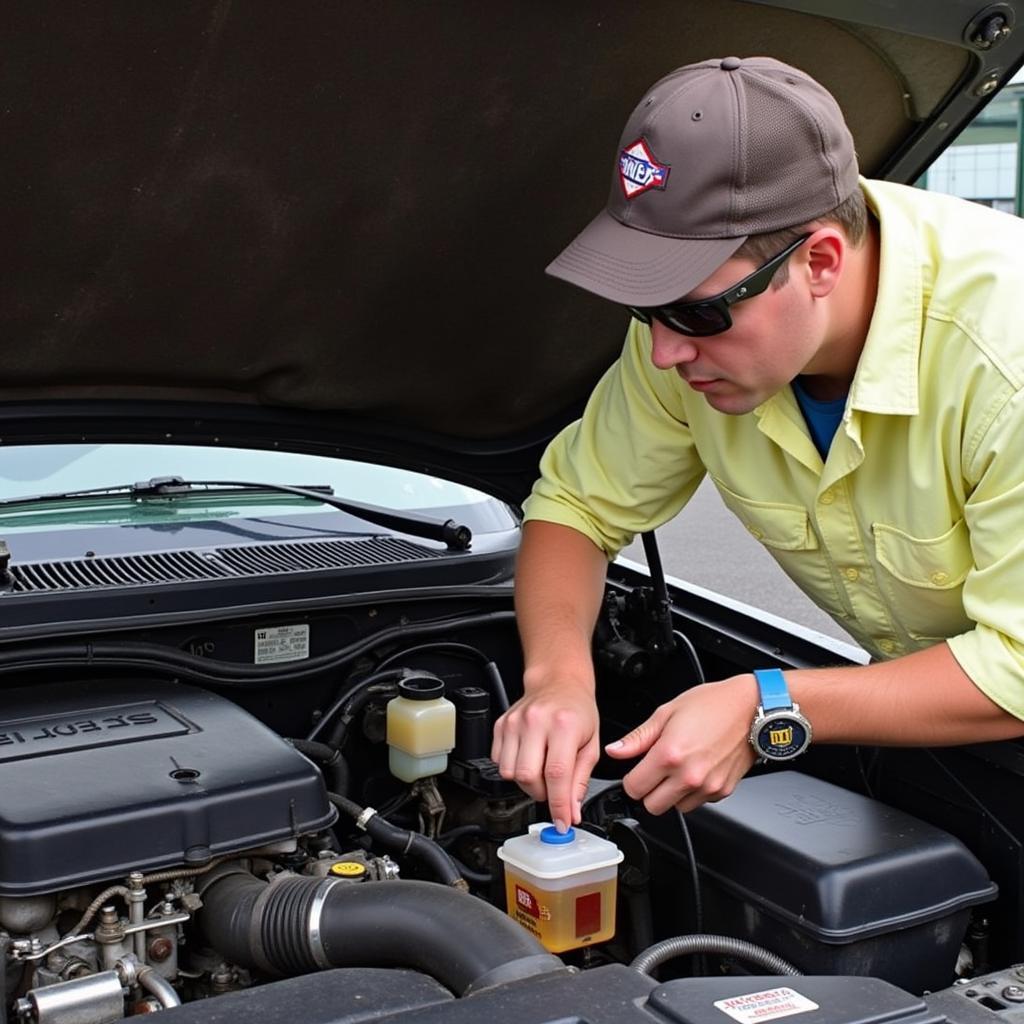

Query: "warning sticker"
<box><xmin>713</xmin><ymin>987</ymin><xmax>819</xmax><ymax>1023</ymax></box>
<box><xmin>254</xmin><ymin>624</ymin><xmax>310</xmax><ymax>664</ymax></box>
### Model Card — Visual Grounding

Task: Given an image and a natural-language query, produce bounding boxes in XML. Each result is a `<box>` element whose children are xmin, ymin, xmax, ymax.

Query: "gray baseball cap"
<box><xmin>546</xmin><ymin>56</ymin><xmax>860</xmax><ymax>307</ymax></box>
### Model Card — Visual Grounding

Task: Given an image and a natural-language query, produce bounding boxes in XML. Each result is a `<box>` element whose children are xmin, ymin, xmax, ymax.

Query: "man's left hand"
<box><xmin>604</xmin><ymin>675</ymin><xmax>760</xmax><ymax>814</ymax></box>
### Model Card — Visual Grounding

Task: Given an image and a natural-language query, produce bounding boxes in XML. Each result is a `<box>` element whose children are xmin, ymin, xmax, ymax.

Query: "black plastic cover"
<box><xmin>688</xmin><ymin>771</ymin><xmax>997</xmax><ymax>943</ymax></box>
<box><xmin>156</xmin><ymin>968</ymin><xmax>453</xmax><ymax>1024</ymax></box>
<box><xmin>154</xmin><ymin>965</ymin><xmax>960</xmax><ymax>1024</ymax></box>
<box><xmin>0</xmin><ymin>680</ymin><xmax>335</xmax><ymax>895</ymax></box>
<box><xmin>647</xmin><ymin>976</ymin><xmax>945</xmax><ymax>1024</ymax></box>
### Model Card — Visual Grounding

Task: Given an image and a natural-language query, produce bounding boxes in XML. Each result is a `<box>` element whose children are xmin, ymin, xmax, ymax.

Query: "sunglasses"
<box><xmin>627</xmin><ymin>234</ymin><xmax>810</xmax><ymax>337</ymax></box>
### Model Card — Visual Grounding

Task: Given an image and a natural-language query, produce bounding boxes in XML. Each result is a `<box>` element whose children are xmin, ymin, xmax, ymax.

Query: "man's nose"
<box><xmin>650</xmin><ymin>320</ymin><xmax>700</xmax><ymax>369</ymax></box>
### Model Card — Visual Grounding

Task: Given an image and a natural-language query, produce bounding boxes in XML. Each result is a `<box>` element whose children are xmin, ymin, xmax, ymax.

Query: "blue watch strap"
<box><xmin>753</xmin><ymin>668</ymin><xmax>792</xmax><ymax>712</ymax></box>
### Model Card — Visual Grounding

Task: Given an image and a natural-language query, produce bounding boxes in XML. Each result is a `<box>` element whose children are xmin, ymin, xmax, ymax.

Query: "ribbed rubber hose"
<box><xmin>630</xmin><ymin>934</ymin><xmax>801</xmax><ymax>976</ymax></box>
<box><xmin>199</xmin><ymin>871</ymin><xmax>565</xmax><ymax>996</ymax></box>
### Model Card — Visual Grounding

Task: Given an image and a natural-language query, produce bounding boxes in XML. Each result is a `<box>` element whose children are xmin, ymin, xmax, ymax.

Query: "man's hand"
<box><xmin>605</xmin><ymin>675</ymin><xmax>759</xmax><ymax>814</ymax></box>
<box><xmin>501</xmin><ymin>520</ymin><xmax>610</xmax><ymax>831</ymax></box>
<box><xmin>491</xmin><ymin>680</ymin><xmax>601</xmax><ymax>831</ymax></box>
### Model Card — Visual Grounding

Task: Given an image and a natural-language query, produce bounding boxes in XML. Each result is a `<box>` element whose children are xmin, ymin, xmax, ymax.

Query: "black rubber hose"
<box><xmin>199</xmin><ymin>871</ymin><xmax>565</xmax><ymax>996</ymax></box>
<box><xmin>286</xmin><ymin>738</ymin><xmax>350</xmax><ymax>796</ymax></box>
<box><xmin>328</xmin><ymin>792</ymin><xmax>465</xmax><ymax>889</ymax></box>
<box><xmin>308</xmin><ymin>671</ymin><xmax>405</xmax><ymax>743</ymax></box>
<box><xmin>630</xmin><ymin>934</ymin><xmax>801</xmax><ymax>976</ymax></box>
<box><xmin>437</xmin><ymin>824</ymin><xmax>487</xmax><ymax>848</ymax></box>
<box><xmin>323</xmin><ymin>681</ymin><xmax>400</xmax><ymax>748</ymax></box>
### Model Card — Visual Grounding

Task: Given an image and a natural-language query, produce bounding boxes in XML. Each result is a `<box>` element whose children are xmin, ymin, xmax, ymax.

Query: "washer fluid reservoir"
<box><xmin>498</xmin><ymin>822</ymin><xmax>623</xmax><ymax>953</ymax></box>
<box><xmin>386</xmin><ymin>673</ymin><xmax>455</xmax><ymax>782</ymax></box>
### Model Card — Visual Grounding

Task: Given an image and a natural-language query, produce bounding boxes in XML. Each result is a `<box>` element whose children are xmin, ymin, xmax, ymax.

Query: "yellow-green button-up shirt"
<box><xmin>523</xmin><ymin>179</ymin><xmax>1024</xmax><ymax>721</ymax></box>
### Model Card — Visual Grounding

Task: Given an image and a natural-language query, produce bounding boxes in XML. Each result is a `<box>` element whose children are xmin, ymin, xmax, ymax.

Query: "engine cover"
<box><xmin>0</xmin><ymin>680</ymin><xmax>335</xmax><ymax>895</ymax></box>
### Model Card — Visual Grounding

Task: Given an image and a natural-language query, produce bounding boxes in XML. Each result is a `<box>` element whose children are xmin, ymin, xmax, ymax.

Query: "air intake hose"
<box><xmin>199</xmin><ymin>869</ymin><xmax>565</xmax><ymax>996</ymax></box>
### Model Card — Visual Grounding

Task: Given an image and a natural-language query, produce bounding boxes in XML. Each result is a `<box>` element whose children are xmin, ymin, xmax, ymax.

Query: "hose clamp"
<box><xmin>355</xmin><ymin>806</ymin><xmax>377</xmax><ymax>831</ymax></box>
<box><xmin>308</xmin><ymin>878</ymin><xmax>342</xmax><ymax>969</ymax></box>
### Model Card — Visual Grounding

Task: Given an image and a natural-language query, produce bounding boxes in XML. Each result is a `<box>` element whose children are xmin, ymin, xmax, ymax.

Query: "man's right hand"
<box><xmin>498</xmin><ymin>520</ymin><xmax>610</xmax><ymax>831</ymax></box>
<box><xmin>491</xmin><ymin>678</ymin><xmax>600</xmax><ymax>832</ymax></box>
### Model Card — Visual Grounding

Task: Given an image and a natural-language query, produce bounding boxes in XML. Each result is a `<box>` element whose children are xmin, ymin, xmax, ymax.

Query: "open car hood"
<box><xmin>4</xmin><ymin>0</ymin><xmax>1023</xmax><ymax>503</ymax></box>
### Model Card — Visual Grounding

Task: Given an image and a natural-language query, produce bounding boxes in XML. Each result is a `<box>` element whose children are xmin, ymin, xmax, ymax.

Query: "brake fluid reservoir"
<box><xmin>386</xmin><ymin>674</ymin><xmax>455</xmax><ymax>782</ymax></box>
<box><xmin>498</xmin><ymin>823</ymin><xmax>623</xmax><ymax>953</ymax></box>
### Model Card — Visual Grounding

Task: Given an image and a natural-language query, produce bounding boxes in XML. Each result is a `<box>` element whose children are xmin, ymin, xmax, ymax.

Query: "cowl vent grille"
<box><xmin>8</xmin><ymin>537</ymin><xmax>441</xmax><ymax>593</ymax></box>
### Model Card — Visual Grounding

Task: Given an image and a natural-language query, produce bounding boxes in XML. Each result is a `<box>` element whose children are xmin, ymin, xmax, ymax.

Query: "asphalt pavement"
<box><xmin>621</xmin><ymin>477</ymin><xmax>856</xmax><ymax>645</ymax></box>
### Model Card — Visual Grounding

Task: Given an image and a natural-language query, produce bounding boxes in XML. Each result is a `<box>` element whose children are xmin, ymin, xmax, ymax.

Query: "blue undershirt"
<box><xmin>791</xmin><ymin>377</ymin><xmax>847</xmax><ymax>459</ymax></box>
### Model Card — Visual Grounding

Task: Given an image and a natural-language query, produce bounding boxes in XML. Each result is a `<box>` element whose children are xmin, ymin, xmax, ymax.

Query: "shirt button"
<box><xmin>747</xmin><ymin>526</ymin><xmax>764</xmax><ymax>540</ymax></box>
<box><xmin>843</xmin><ymin>567</ymin><xmax>860</xmax><ymax>582</ymax></box>
<box><xmin>819</xmin><ymin>490</ymin><xmax>835</xmax><ymax>505</ymax></box>
<box><xmin>879</xmin><ymin>638</ymin><xmax>897</xmax><ymax>654</ymax></box>
<box><xmin>930</xmin><ymin>571</ymin><xmax>949</xmax><ymax>585</ymax></box>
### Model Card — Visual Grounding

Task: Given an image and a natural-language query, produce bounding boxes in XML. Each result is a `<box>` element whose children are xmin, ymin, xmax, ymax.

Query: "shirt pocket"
<box><xmin>872</xmin><ymin>519</ymin><xmax>973</xmax><ymax>641</ymax></box>
<box><xmin>710</xmin><ymin>477</ymin><xmax>845</xmax><ymax>620</ymax></box>
<box><xmin>711</xmin><ymin>478</ymin><xmax>818</xmax><ymax>551</ymax></box>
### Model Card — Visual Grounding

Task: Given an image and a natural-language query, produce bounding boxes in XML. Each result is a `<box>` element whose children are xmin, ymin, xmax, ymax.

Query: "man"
<box><xmin>490</xmin><ymin>56</ymin><xmax>1024</xmax><ymax>833</ymax></box>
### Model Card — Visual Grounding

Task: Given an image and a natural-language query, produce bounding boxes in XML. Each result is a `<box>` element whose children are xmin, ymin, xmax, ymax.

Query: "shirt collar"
<box><xmin>846</xmin><ymin>178</ymin><xmax>922</xmax><ymax>416</ymax></box>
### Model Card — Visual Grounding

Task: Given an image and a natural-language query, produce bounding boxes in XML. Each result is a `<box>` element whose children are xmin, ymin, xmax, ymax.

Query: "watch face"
<box><xmin>754</xmin><ymin>714</ymin><xmax>810</xmax><ymax>760</ymax></box>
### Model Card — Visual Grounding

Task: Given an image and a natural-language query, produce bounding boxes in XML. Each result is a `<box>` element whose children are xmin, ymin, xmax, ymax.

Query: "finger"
<box><xmin>490</xmin><ymin>712</ymin><xmax>506</xmax><ymax>763</ymax></box>
<box><xmin>605</xmin><ymin>707</ymin><xmax>665</xmax><ymax>759</ymax></box>
<box><xmin>544</xmin><ymin>722</ymin><xmax>588</xmax><ymax>831</ymax></box>
<box><xmin>512</xmin><ymin>717</ymin><xmax>553</xmax><ymax>803</ymax></box>
<box><xmin>640</xmin><ymin>774</ymin><xmax>691</xmax><ymax>817</ymax></box>
<box><xmin>675</xmin><ymin>764</ymin><xmax>745</xmax><ymax>814</ymax></box>
<box><xmin>495</xmin><ymin>720</ymin><xmax>522</xmax><ymax>785</ymax></box>
<box><xmin>676</xmin><ymin>789</ymin><xmax>716</xmax><ymax>814</ymax></box>
<box><xmin>621</xmin><ymin>739</ymin><xmax>699</xmax><ymax>810</ymax></box>
<box><xmin>570</xmin><ymin>736</ymin><xmax>601</xmax><ymax>824</ymax></box>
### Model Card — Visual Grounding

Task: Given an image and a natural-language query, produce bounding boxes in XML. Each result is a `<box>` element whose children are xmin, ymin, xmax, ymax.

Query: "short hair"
<box><xmin>732</xmin><ymin>188</ymin><xmax>869</xmax><ymax>288</ymax></box>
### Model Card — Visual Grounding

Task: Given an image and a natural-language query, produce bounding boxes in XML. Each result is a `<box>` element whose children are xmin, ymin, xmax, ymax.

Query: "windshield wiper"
<box><xmin>0</xmin><ymin>476</ymin><xmax>472</xmax><ymax>551</ymax></box>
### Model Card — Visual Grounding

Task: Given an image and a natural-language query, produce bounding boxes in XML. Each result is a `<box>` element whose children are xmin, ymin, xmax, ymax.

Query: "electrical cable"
<box><xmin>0</xmin><ymin>610</ymin><xmax>516</xmax><ymax>687</ymax></box>
<box><xmin>306</xmin><ymin>670</ymin><xmax>405</xmax><ymax>742</ymax></box>
<box><xmin>672</xmin><ymin>630</ymin><xmax>705</xmax><ymax>684</ymax></box>
<box><xmin>675</xmin><ymin>808</ymin><xmax>706</xmax><ymax>975</ymax></box>
<box><xmin>437</xmin><ymin>824</ymin><xmax>487</xmax><ymax>848</ymax></box>
<box><xmin>639</xmin><ymin>530</ymin><xmax>705</xmax><ymax>683</ymax></box>
<box><xmin>641</xmin><ymin>530</ymin><xmax>677</xmax><ymax>653</ymax></box>
<box><xmin>675</xmin><ymin>809</ymin><xmax>703</xmax><ymax>936</ymax></box>
<box><xmin>374</xmin><ymin>641</ymin><xmax>510</xmax><ymax>712</ymax></box>
<box><xmin>631</xmin><ymin>934</ymin><xmax>801</xmax><ymax>976</ymax></box>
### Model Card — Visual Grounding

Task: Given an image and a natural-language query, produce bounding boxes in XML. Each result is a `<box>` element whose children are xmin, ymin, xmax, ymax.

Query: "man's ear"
<box><xmin>804</xmin><ymin>228</ymin><xmax>844</xmax><ymax>298</ymax></box>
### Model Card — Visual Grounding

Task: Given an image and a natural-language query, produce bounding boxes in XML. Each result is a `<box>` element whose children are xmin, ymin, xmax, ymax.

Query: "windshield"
<box><xmin>0</xmin><ymin>444</ymin><xmax>515</xmax><ymax>535</ymax></box>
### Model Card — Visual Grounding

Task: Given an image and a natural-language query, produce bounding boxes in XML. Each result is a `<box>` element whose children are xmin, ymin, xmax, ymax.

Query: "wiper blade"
<box><xmin>0</xmin><ymin>476</ymin><xmax>472</xmax><ymax>551</ymax></box>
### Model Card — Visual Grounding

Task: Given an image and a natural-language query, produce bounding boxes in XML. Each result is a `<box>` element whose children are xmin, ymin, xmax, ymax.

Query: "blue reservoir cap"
<box><xmin>540</xmin><ymin>825</ymin><xmax>576</xmax><ymax>845</ymax></box>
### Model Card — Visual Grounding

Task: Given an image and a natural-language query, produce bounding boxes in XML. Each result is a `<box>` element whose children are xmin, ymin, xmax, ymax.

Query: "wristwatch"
<box><xmin>749</xmin><ymin>668</ymin><xmax>812</xmax><ymax>762</ymax></box>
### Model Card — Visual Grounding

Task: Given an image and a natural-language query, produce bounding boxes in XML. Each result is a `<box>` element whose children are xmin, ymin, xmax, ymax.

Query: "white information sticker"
<box><xmin>254</xmin><ymin>624</ymin><xmax>310</xmax><ymax>665</ymax></box>
<box><xmin>713</xmin><ymin>987</ymin><xmax>819</xmax><ymax>1024</ymax></box>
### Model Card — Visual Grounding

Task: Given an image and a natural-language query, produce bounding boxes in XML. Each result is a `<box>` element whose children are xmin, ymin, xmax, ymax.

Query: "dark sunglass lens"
<box><xmin>665</xmin><ymin>303</ymin><xmax>730</xmax><ymax>337</ymax></box>
<box><xmin>627</xmin><ymin>307</ymin><xmax>653</xmax><ymax>325</ymax></box>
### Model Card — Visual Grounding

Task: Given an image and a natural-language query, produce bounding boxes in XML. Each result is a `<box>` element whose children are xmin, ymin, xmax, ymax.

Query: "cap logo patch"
<box><xmin>619</xmin><ymin>138</ymin><xmax>670</xmax><ymax>199</ymax></box>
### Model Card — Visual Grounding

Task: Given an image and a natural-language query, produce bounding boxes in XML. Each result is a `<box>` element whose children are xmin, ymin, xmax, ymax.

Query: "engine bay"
<box><xmin>0</xmin><ymin>585</ymin><xmax>1021</xmax><ymax>1024</ymax></box>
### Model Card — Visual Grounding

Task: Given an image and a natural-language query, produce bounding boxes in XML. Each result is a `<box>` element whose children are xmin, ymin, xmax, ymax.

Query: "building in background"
<box><xmin>921</xmin><ymin>77</ymin><xmax>1024</xmax><ymax>213</ymax></box>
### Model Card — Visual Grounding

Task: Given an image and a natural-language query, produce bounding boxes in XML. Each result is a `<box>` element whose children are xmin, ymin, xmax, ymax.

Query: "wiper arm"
<box><xmin>0</xmin><ymin>476</ymin><xmax>473</xmax><ymax>551</ymax></box>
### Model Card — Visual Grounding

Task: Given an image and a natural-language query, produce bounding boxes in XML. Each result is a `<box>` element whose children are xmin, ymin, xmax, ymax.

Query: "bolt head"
<box><xmin>148</xmin><ymin>937</ymin><xmax>174</xmax><ymax>963</ymax></box>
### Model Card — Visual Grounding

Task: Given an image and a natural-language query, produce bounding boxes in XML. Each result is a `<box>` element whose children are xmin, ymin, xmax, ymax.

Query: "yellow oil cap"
<box><xmin>329</xmin><ymin>861</ymin><xmax>367</xmax><ymax>878</ymax></box>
